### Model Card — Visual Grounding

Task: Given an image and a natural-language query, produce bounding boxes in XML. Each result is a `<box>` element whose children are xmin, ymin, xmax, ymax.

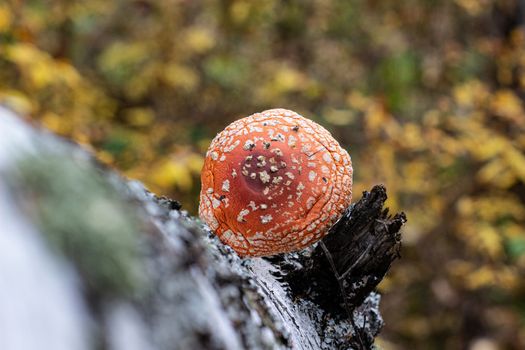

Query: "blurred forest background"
<box><xmin>1</xmin><ymin>0</ymin><xmax>525</xmax><ymax>349</ymax></box>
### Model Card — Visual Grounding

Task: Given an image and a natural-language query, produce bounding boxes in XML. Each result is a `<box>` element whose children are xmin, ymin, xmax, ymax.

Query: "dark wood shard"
<box><xmin>289</xmin><ymin>185</ymin><xmax>404</xmax><ymax>311</ymax></box>
<box><xmin>268</xmin><ymin>185</ymin><xmax>405</xmax><ymax>347</ymax></box>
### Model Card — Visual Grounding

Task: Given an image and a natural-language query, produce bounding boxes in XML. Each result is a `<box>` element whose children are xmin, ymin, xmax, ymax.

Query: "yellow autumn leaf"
<box><xmin>183</xmin><ymin>27</ymin><xmax>216</xmax><ymax>53</ymax></box>
<box><xmin>96</xmin><ymin>150</ymin><xmax>115</xmax><ymax>165</ymax></box>
<box><xmin>473</xmin><ymin>195</ymin><xmax>525</xmax><ymax>221</ymax></box>
<box><xmin>346</xmin><ymin>91</ymin><xmax>371</xmax><ymax>111</ymax></box>
<box><xmin>374</xmin><ymin>338</ymin><xmax>399</xmax><ymax>350</ymax></box>
<box><xmin>273</xmin><ymin>67</ymin><xmax>305</xmax><ymax>93</ymax></box>
<box><xmin>150</xmin><ymin>160</ymin><xmax>193</xmax><ymax>191</ymax></box>
<box><xmin>401</xmin><ymin>123</ymin><xmax>424</xmax><ymax>150</ymax></box>
<box><xmin>6</xmin><ymin>44</ymin><xmax>55</xmax><ymax>88</ymax></box>
<box><xmin>447</xmin><ymin>260</ymin><xmax>474</xmax><ymax>280</ymax></box>
<box><xmin>496</xmin><ymin>267</ymin><xmax>519</xmax><ymax>290</ymax></box>
<box><xmin>453</xmin><ymin>80</ymin><xmax>489</xmax><ymax>107</ymax></box>
<box><xmin>477</xmin><ymin>158</ymin><xmax>516</xmax><ymax>188</ymax></box>
<box><xmin>230</xmin><ymin>1</ymin><xmax>251</xmax><ymax>23</ymax></box>
<box><xmin>438</xmin><ymin>133</ymin><xmax>463</xmax><ymax>156</ymax></box>
<box><xmin>364</xmin><ymin>103</ymin><xmax>389</xmax><ymax>135</ymax></box>
<box><xmin>162</xmin><ymin>64</ymin><xmax>200</xmax><ymax>91</ymax></box>
<box><xmin>454</xmin><ymin>0</ymin><xmax>488</xmax><ymax>16</ymax></box>
<box><xmin>97</xmin><ymin>41</ymin><xmax>149</xmax><ymax>73</ymax></box>
<box><xmin>422</xmin><ymin>110</ymin><xmax>441</xmax><ymax>127</ymax></box>
<box><xmin>456</xmin><ymin>197</ymin><xmax>474</xmax><ymax>216</ymax></box>
<box><xmin>6</xmin><ymin>43</ymin><xmax>40</xmax><ymax>65</ymax></box>
<box><xmin>0</xmin><ymin>4</ymin><xmax>12</xmax><ymax>32</ymax></box>
<box><xmin>402</xmin><ymin>161</ymin><xmax>431</xmax><ymax>192</ymax></box>
<box><xmin>0</xmin><ymin>90</ymin><xmax>33</xmax><ymax>115</ymax></box>
<box><xmin>503</xmin><ymin>146</ymin><xmax>525</xmax><ymax>182</ymax></box>
<box><xmin>476</xmin><ymin>225</ymin><xmax>503</xmax><ymax>258</ymax></box>
<box><xmin>186</xmin><ymin>153</ymin><xmax>204</xmax><ymax>174</ymax></box>
<box><xmin>491</xmin><ymin>90</ymin><xmax>524</xmax><ymax>122</ymax></box>
<box><xmin>55</xmin><ymin>61</ymin><xmax>82</xmax><ymax>86</ymax></box>
<box><xmin>41</xmin><ymin>112</ymin><xmax>70</xmax><ymax>134</ymax></box>
<box><xmin>376</xmin><ymin>276</ymin><xmax>393</xmax><ymax>292</ymax></box>
<box><xmin>465</xmin><ymin>266</ymin><xmax>495</xmax><ymax>289</ymax></box>
<box><xmin>30</xmin><ymin>61</ymin><xmax>57</xmax><ymax>88</ymax></box>
<box><xmin>124</xmin><ymin>108</ymin><xmax>155</xmax><ymax>127</ymax></box>
<box><xmin>503</xmin><ymin>223</ymin><xmax>525</xmax><ymax>239</ymax></box>
<box><xmin>480</xmin><ymin>137</ymin><xmax>508</xmax><ymax>161</ymax></box>
<box><xmin>322</xmin><ymin>108</ymin><xmax>356</xmax><ymax>126</ymax></box>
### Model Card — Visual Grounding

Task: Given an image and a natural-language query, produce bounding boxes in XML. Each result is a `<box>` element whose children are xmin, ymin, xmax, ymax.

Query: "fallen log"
<box><xmin>0</xmin><ymin>106</ymin><xmax>405</xmax><ymax>350</ymax></box>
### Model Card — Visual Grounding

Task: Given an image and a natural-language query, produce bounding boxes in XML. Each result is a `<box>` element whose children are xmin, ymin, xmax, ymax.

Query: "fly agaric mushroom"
<box><xmin>199</xmin><ymin>108</ymin><xmax>352</xmax><ymax>257</ymax></box>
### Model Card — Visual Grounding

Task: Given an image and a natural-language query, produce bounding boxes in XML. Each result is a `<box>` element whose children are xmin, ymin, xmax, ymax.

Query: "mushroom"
<box><xmin>199</xmin><ymin>108</ymin><xmax>353</xmax><ymax>257</ymax></box>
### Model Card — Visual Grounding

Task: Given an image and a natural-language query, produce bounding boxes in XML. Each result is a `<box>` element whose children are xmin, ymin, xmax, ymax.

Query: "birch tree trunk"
<box><xmin>0</xmin><ymin>106</ymin><xmax>405</xmax><ymax>350</ymax></box>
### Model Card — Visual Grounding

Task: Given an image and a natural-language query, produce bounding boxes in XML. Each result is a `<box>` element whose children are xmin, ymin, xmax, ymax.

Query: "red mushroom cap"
<box><xmin>199</xmin><ymin>108</ymin><xmax>352</xmax><ymax>257</ymax></box>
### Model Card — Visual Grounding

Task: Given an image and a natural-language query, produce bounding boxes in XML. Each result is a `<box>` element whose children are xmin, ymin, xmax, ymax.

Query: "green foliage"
<box><xmin>375</xmin><ymin>51</ymin><xmax>420</xmax><ymax>113</ymax></box>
